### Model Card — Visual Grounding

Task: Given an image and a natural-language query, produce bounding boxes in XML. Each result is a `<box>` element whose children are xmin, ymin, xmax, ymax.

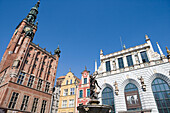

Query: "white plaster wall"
<box><xmin>97</xmin><ymin>62</ymin><xmax>170</xmax><ymax>113</ymax></box>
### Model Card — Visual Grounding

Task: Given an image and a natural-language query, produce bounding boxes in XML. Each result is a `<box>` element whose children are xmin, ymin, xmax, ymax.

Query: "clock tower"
<box><xmin>0</xmin><ymin>0</ymin><xmax>61</xmax><ymax>113</ymax></box>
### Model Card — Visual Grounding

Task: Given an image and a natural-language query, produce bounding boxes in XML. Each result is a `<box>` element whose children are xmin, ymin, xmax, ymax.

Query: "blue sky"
<box><xmin>0</xmin><ymin>0</ymin><xmax>170</xmax><ymax>84</ymax></box>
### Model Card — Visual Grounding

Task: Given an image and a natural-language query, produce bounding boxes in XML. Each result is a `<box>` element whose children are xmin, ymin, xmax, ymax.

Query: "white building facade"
<box><xmin>51</xmin><ymin>86</ymin><xmax>61</xmax><ymax>113</ymax></box>
<box><xmin>96</xmin><ymin>35</ymin><xmax>170</xmax><ymax>113</ymax></box>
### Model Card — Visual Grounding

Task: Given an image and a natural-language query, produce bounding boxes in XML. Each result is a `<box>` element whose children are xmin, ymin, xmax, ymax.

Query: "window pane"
<box><xmin>152</xmin><ymin>78</ymin><xmax>170</xmax><ymax>113</ymax></box>
<box><xmin>140</xmin><ymin>51</ymin><xmax>149</xmax><ymax>63</ymax></box>
<box><xmin>102</xmin><ymin>87</ymin><xmax>115</xmax><ymax>113</ymax></box>
<box><xmin>126</xmin><ymin>55</ymin><xmax>133</xmax><ymax>66</ymax></box>
<box><xmin>118</xmin><ymin>58</ymin><xmax>124</xmax><ymax>69</ymax></box>
<box><xmin>106</xmin><ymin>61</ymin><xmax>111</xmax><ymax>72</ymax></box>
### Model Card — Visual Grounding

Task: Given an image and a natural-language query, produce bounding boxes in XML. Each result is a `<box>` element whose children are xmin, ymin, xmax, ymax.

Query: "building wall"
<box><xmin>77</xmin><ymin>70</ymin><xmax>90</xmax><ymax>105</ymax></box>
<box><xmin>76</xmin><ymin>69</ymin><xmax>90</xmax><ymax>113</ymax></box>
<box><xmin>0</xmin><ymin>1</ymin><xmax>60</xmax><ymax>113</ymax></box>
<box><xmin>95</xmin><ymin>36</ymin><xmax>170</xmax><ymax>113</ymax></box>
<box><xmin>51</xmin><ymin>77</ymin><xmax>65</xmax><ymax>113</ymax></box>
<box><xmin>58</xmin><ymin>72</ymin><xmax>80</xmax><ymax>113</ymax></box>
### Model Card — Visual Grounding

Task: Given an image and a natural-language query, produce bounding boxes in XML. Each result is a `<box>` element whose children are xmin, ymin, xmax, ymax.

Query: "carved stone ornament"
<box><xmin>114</xmin><ymin>81</ymin><xmax>119</xmax><ymax>95</ymax></box>
<box><xmin>10</xmin><ymin>73</ymin><xmax>17</xmax><ymax>78</ymax></box>
<box><xmin>139</xmin><ymin>76</ymin><xmax>146</xmax><ymax>91</ymax></box>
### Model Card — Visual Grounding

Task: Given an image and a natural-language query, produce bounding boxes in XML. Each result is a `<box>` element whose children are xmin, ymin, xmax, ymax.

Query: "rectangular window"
<box><xmin>106</xmin><ymin>61</ymin><xmax>111</xmax><ymax>72</ymax></box>
<box><xmin>84</xmin><ymin>78</ymin><xmax>87</xmax><ymax>84</ymax></box>
<box><xmin>70</xmin><ymin>79</ymin><xmax>72</xmax><ymax>84</ymax></box>
<box><xmin>126</xmin><ymin>55</ymin><xmax>133</xmax><ymax>66</ymax></box>
<box><xmin>27</xmin><ymin>75</ymin><xmax>34</xmax><ymax>87</ymax></box>
<box><xmin>140</xmin><ymin>51</ymin><xmax>149</xmax><ymax>63</ymax></box>
<box><xmin>87</xmin><ymin>89</ymin><xmax>90</xmax><ymax>97</ymax></box>
<box><xmin>31</xmin><ymin>98</ymin><xmax>39</xmax><ymax>113</ymax></box>
<box><xmin>62</xmin><ymin>100</ymin><xmax>67</xmax><ymax>108</ymax></box>
<box><xmin>66</xmin><ymin>80</ymin><xmax>68</xmax><ymax>85</ymax></box>
<box><xmin>79</xmin><ymin>90</ymin><xmax>83</xmax><ymax>98</ymax></box>
<box><xmin>20</xmin><ymin>95</ymin><xmax>29</xmax><ymax>111</ymax></box>
<box><xmin>37</xmin><ymin>79</ymin><xmax>43</xmax><ymax>90</ymax></box>
<box><xmin>63</xmin><ymin>89</ymin><xmax>68</xmax><ymax>96</ymax></box>
<box><xmin>70</xmin><ymin>88</ymin><xmax>75</xmax><ymax>95</ymax></box>
<box><xmin>118</xmin><ymin>57</ymin><xmax>124</xmax><ymax>69</ymax></box>
<box><xmin>8</xmin><ymin>92</ymin><xmax>19</xmax><ymax>109</ymax></box>
<box><xmin>40</xmin><ymin>100</ymin><xmax>47</xmax><ymax>113</ymax></box>
<box><xmin>45</xmin><ymin>82</ymin><xmax>50</xmax><ymax>93</ymax></box>
<box><xmin>69</xmin><ymin>99</ymin><xmax>74</xmax><ymax>107</ymax></box>
<box><xmin>17</xmin><ymin>72</ymin><xmax>25</xmax><ymax>84</ymax></box>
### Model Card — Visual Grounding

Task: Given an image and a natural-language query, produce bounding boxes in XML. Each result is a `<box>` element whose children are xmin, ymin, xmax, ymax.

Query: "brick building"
<box><xmin>0</xmin><ymin>0</ymin><xmax>61</xmax><ymax>113</ymax></box>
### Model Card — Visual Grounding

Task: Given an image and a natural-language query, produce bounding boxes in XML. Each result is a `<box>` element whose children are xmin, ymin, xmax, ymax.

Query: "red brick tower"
<box><xmin>0</xmin><ymin>0</ymin><xmax>61</xmax><ymax>113</ymax></box>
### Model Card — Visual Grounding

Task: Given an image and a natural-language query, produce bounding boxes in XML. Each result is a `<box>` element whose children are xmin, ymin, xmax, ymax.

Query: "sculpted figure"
<box><xmin>90</xmin><ymin>73</ymin><xmax>101</xmax><ymax>99</ymax></box>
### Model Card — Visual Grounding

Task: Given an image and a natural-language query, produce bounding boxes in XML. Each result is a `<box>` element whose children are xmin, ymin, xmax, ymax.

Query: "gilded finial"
<box><xmin>123</xmin><ymin>44</ymin><xmax>126</xmax><ymax>50</ymax></box>
<box><xmin>85</xmin><ymin>66</ymin><xmax>87</xmax><ymax>70</ymax></box>
<box><xmin>100</xmin><ymin>49</ymin><xmax>103</xmax><ymax>55</ymax></box>
<box><xmin>166</xmin><ymin>46</ymin><xmax>170</xmax><ymax>55</ymax></box>
<box><xmin>145</xmin><ymin>34</ymin><xmax>150</xmax><ymax>41</ymax></box>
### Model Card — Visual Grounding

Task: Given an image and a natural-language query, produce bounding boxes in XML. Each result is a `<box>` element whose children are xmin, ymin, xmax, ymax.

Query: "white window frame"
<box><xmin>62</xmin><ymin>100</ymin><xmax>67</xmax><ymax>108</ymax></box>
<box><xmin>63</xmin><ymin>89</ymin><xmax>68</xmax><ymax>96</ymax></box>
<box><xmin>69</xmin><ymin>99</ymin><xmax>74</xmax><ymax>107</ymax></box>
<box><xmin>70</xmin><ymin>88</ymin><xmax>75</xmax><ymax>95</ymax></box>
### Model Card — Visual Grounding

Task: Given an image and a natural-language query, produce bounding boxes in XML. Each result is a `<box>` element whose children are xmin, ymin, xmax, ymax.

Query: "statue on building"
<box><xmin>90</xmin><ymin>73</ymin><xmax>101</xmax><ymax>99</ymax></box>
<box><xmin>166</xmin><ymin>47</ymin><xmax>170</xmax><ymax>55</ymax></box>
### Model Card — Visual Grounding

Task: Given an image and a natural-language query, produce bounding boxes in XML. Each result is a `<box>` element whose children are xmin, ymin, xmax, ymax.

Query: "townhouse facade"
<box><xmin>58</xmin><ymin>71</ymin><xmax>80</xmax><ymax>113</ymax></box>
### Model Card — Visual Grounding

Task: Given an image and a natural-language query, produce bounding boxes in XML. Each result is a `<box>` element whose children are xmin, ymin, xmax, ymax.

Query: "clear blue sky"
<box><xmin>0</xmin><ymin>0</ymin><xmax>170</xmax><ymax>84</ymax></box>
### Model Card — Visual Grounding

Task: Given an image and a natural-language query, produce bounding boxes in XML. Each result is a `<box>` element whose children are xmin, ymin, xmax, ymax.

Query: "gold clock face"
<box><xmin>24</xmin><ymin>27</ymin><xmax>31</xmax><ymax>32</ymax></box>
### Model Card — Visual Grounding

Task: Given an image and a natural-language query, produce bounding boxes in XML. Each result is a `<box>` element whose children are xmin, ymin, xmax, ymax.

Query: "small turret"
<box><xmin>54</xmin><ymin>45</ymin><xmax>61</xmax><ymax>57</ymax></box>
<box><xmin>100</xmin><ymin>49</ymin><xmax>103</xmax><ymax>55</ymax></box>
<box><xmin>145</xmin><ymin>34</ymin><xmax>154</xmax><ymax>52</ymax></box>
<box><xmin>156</xmin><ymin>42</ymin><xmax>165</xmax><ymax>58</ymax></box>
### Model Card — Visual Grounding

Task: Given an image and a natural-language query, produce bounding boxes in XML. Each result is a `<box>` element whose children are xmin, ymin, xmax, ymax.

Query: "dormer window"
<box><xmin>126</xmin><ymin>55</ymin><xmax>133</xmax><ymax>67</ymax></box>
<box><xmin>106</xmin><ymin>61</ymin><xmax>111</xmax><ymax>72</ymax></box>
<box><xmin>118</xmin><ymin>57</ymin><xmax>124</xmax><ymax>69</ymax></box>
<box><xmin>70</xmin><ymin>79</ymin><xmax>72</xmax><ymax>84</ymax></box>
<box><xmin>140</xmin><ymin>51</ymin><xmax>149</xmax><ymax>63</ymax></box>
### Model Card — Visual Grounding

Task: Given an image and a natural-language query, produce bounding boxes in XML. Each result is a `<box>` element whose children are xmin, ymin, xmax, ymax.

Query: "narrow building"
<box><xmin>76</xmin><ymin>67</ymin><xmax>90</xmax><ymax>113</ymax></box>
<box><xmin>51</xmin><ymin>76</ymin><xmax>65</xmax><ymax>113</ymax></box>
<box><xmin>0</xmin><ymin>0</ymin><xmax>61</xmax><ymax>113</ymax></box>
<box><xmin>58</xmin><ymin>71</ymin><xmax>80</xmax><ymax>113</ymax></box>
<box><xmin>95</xmin><ymin>35</ymin><xmax>170</xmax><ymax>113</ymax></box>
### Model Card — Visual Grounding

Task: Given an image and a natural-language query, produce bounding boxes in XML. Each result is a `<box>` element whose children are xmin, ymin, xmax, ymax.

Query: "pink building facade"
<box><xmin>76</xmin><ymin>68</ymin><xmax>90</xmax><ymax>112</ymax></box>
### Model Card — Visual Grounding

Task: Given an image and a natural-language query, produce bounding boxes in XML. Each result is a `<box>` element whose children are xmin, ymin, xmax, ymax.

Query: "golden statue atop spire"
<box><xmin>145</xmin><ymin>34</ymin><xmax>149</xmax><ymax>41</ymax></box>
<box><xmin>166</xmin><ymin>46</ymin><xmax>170</xmax><ymax>55</ymax></box>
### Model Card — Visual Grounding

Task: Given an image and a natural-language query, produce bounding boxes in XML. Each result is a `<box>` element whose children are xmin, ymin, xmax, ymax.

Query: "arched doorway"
<box><xmin>124</xmin><ymin>83</ymin><xmax>142</xmax><ymax>111</ymax></box>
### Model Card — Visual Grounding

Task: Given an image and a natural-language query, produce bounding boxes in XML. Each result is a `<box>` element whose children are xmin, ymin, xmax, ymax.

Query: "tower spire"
<box><xmin>156</xmin><ymin>42</ymin><xmax>165</xmax><ymax>57</ymax></box>
<box><xmin>95</xmin><ymin>60</ymin><xmax>97</xmax><ymax>72</ymax></box>
<box><xmin>25</xmin><ymin>0</ymin><xmax>40</xmax><ymax>25</ymax></box>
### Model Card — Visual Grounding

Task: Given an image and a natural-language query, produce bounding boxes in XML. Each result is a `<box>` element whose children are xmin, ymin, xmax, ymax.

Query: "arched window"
<box><xmin>102</xmin><ymin>87</ymin><xmax>115</xmax><ymax>113</ymax></box>
<box><xmin>124</xmin><ymin>83</ymin><xmax>141</xmax><ymax>111</ymax></box>
<box><xmin>151</xmin><ymin>78</ymin><xmax>170</xmax><ymax>113</ymax></box>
